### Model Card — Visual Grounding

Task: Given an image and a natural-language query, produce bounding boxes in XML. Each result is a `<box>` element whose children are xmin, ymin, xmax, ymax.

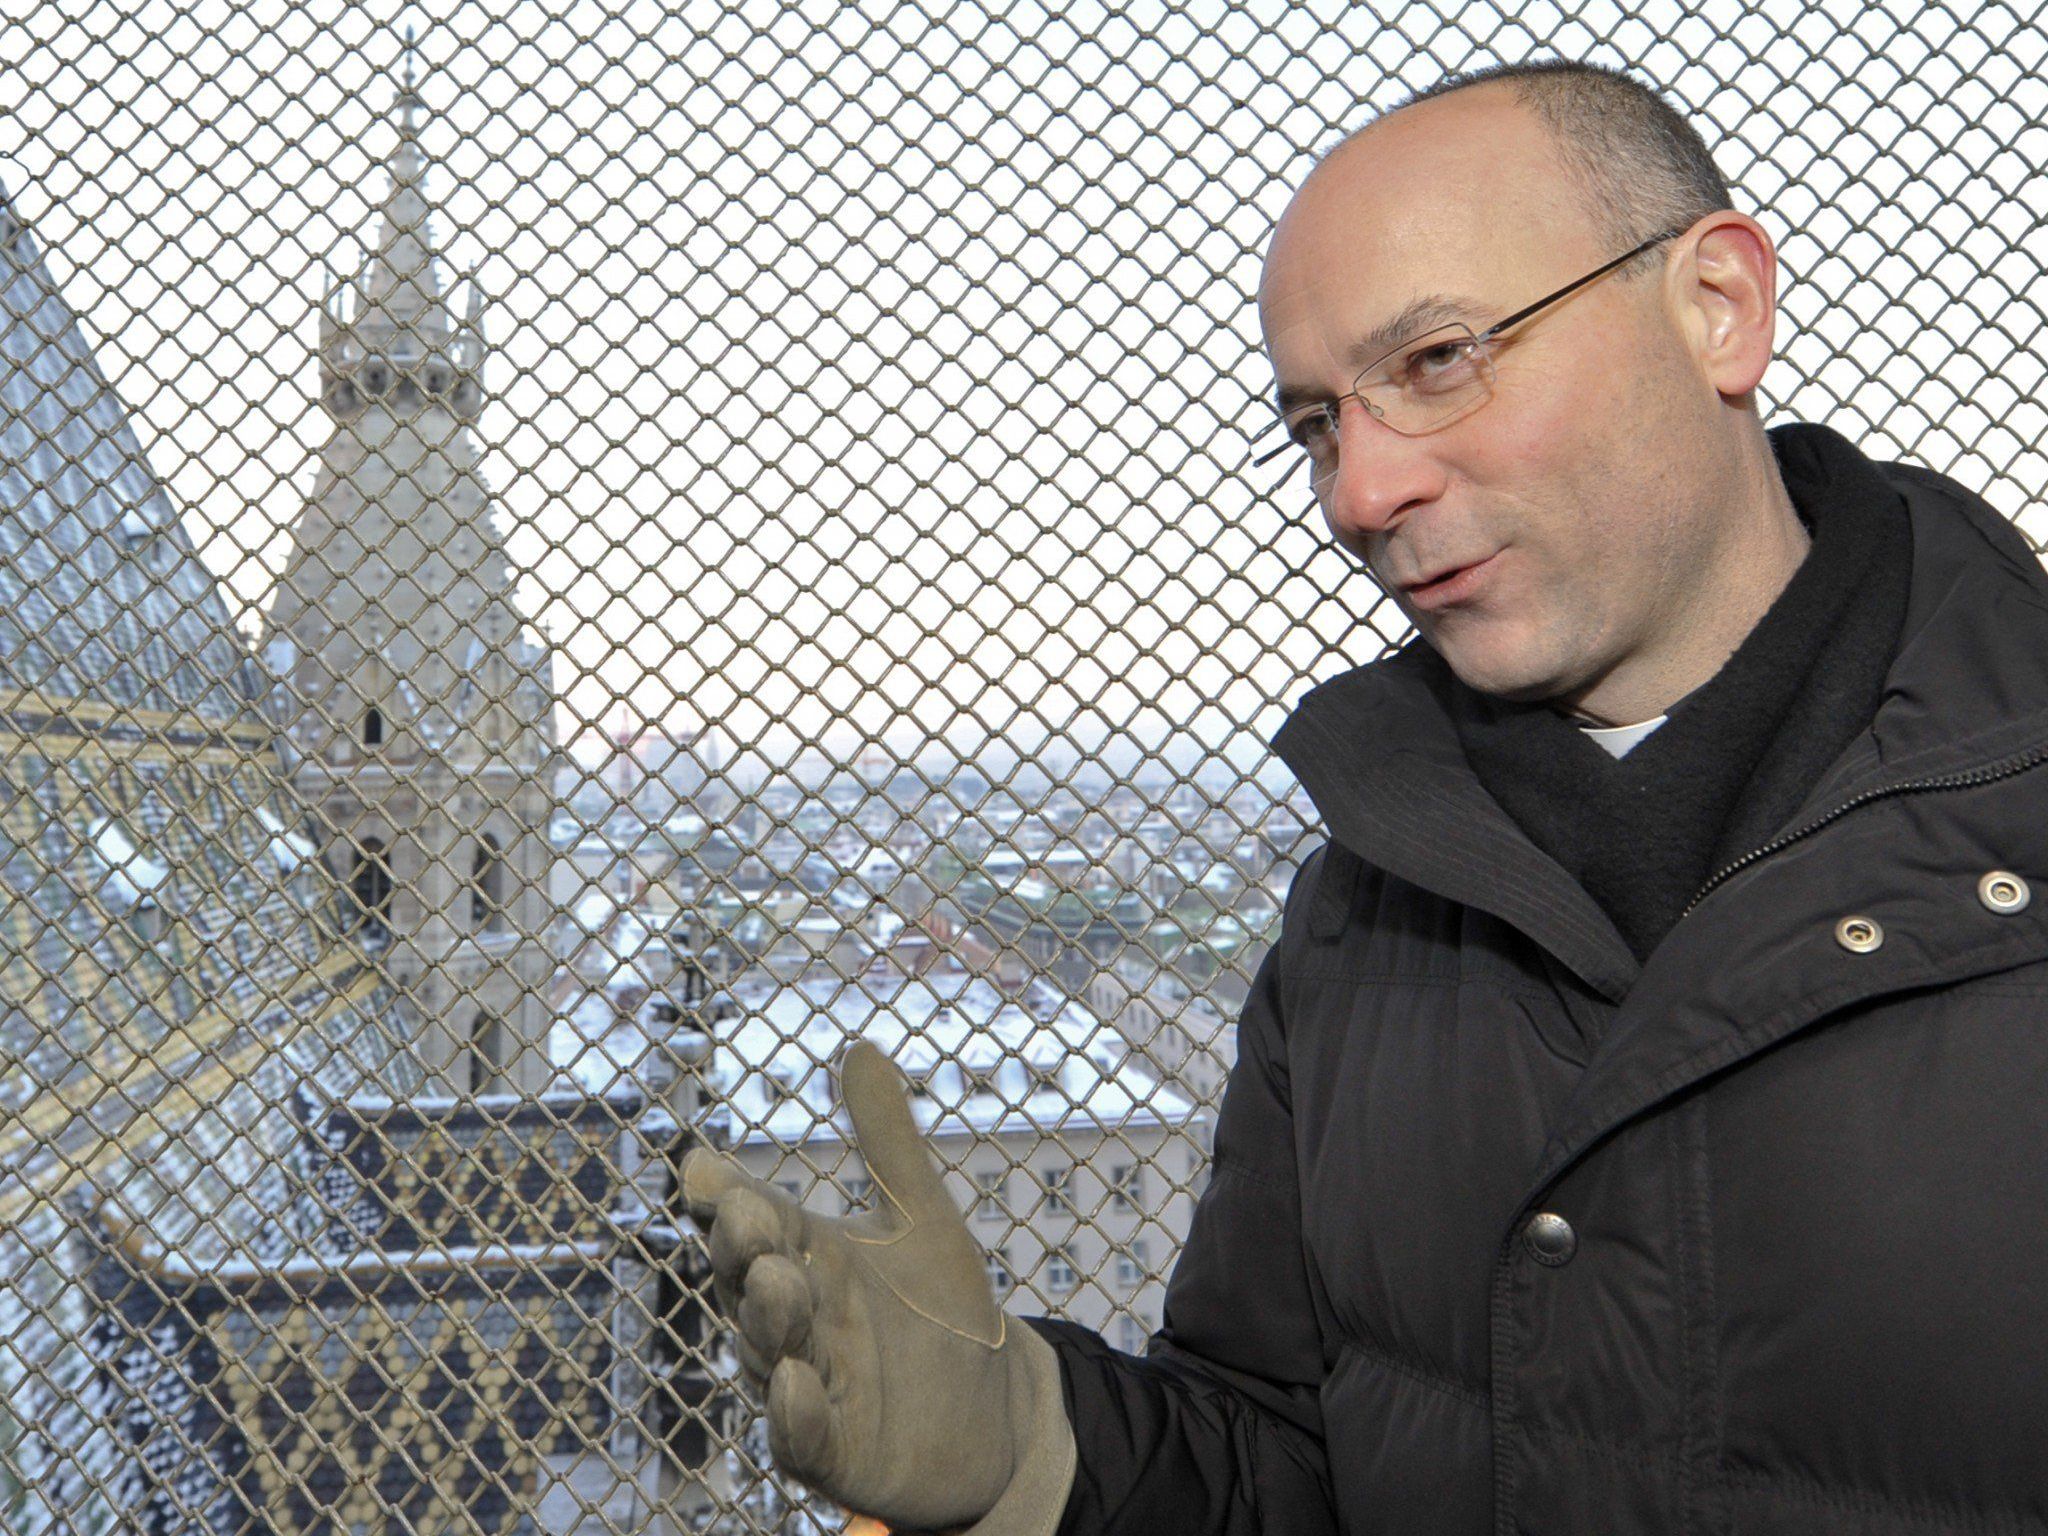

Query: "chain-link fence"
<box><xmin>1</xmin><ymin>1</ymin><xmax>2043</xmax><ymax>1532</ymax></box>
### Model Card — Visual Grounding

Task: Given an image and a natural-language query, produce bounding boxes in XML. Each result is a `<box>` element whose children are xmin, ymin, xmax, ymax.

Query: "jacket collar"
<box><xmin>1271</xmin><ymin>445</ymin><xmax>2048</xmax><ymax>1004</ymax></box>
<box><xmin>1274</xmin><ymin>445</ymin><xmax>2048</xmax><ymax>1204</ymax></box>
<box><xmin>1274</xmin><ymin>641</ymin><xmax>1643</xmax><ymax>999</ymax></box>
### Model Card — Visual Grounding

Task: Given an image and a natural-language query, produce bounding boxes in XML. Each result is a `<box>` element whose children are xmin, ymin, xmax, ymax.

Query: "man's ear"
<box><xmin>1674</xmin><ymin>212</ymin><xmax>1778</xmax><ymax>400</ymax></box>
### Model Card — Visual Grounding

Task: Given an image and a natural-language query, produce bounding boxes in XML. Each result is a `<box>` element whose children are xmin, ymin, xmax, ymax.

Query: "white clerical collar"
<box><xmin>1575</xmin><ymin>713</ymin><xmax>1668</xmax><ymax>759</ymax></box>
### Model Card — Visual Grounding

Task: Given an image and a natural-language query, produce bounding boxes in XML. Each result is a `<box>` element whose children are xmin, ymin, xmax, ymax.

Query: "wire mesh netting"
<box><xmin>1</xmin><ymin>1</ymin><xmax>2044</xmax><ymax>1532</ymax></box>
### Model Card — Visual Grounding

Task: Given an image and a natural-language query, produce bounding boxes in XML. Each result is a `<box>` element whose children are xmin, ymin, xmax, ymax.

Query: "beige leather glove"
<box><xmin>681</xmin><ymin>1041</ymin><xmax>1077</xmax><ymax>1536</ymax></box>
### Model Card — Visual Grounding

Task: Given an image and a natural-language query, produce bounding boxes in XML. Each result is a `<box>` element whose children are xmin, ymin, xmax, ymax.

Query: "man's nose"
<box><xmin>1319</xmin><ymin>397</ymin><xmax>1443</xmax><ymax>543</ymax></box>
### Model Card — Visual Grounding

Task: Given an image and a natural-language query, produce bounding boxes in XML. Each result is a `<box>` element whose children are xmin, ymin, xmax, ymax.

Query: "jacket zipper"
<box><xmin>1680</xmin><ymin>740</ymin><xmax>2048</xmax><ymax>921</ymax></box>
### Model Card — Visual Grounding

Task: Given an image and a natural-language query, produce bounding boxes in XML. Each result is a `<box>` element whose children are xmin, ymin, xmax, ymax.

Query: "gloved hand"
<box><xmin>681</xmin><ymin>1041</ymin><xmax>1077</xmax><ymax>1536</ymax></box>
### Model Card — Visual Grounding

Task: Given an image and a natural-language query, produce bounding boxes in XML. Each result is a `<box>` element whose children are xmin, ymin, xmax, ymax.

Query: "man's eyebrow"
<box><xmin>1272</xmin><ymin>293</ymin><xmax>1487</xmax><ymax>415</ymax></box>
<box><xmin>1346</xmin><ymin>295</ymin><xmax>1485</xmax><ymax>367</ymax></box>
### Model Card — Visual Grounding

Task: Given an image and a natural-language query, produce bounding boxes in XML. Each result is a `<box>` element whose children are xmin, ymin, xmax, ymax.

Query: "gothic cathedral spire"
<box><xmin>265</xmin><ymin>28</ymin><xmax>562</xmax><ymax>1095</ymax></box>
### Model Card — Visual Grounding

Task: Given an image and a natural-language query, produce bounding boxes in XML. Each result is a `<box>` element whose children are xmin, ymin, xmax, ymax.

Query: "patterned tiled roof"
<box><xmin>0</xmin><ymin>176</ymin><xmax>423</xmax><ymax>1536</ymax></box>
<box><xmin>0</xmin><ymin>184</ymin><xmax>260</xmax><ymax>724</ymax></box>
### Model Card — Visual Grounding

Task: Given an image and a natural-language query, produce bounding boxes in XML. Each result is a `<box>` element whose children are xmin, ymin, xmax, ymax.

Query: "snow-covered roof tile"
<box><xmin>704</xmin><ymin>966</ymin><xmax>1198</xmax><ymax>1146</ymax></box>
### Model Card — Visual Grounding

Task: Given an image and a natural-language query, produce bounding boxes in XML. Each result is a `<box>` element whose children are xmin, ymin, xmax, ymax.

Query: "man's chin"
<box><xmin>1427</xmin><ymin>629</ymin><xmax>1577</xmax><ymax>705</ymax></box>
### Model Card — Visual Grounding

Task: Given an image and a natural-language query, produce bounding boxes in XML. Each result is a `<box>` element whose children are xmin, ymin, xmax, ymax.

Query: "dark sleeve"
<box><xmin>1024</xmin><ymin>849</ymin><xmax>1339</xmax><ymax>1536</ymax></box>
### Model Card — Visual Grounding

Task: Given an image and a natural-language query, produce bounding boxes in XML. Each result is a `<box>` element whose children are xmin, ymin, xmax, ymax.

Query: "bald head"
<box><xmin>1376</xmin><ymin>62</ymin><xmax>1733</xmax><ymax>260</ymax></box>
<box><xmin>1260</xmin><ymin>72</ymin><xmax>1742</xmax><ymax>430</ymax></box>
<box><xmin>1262</xmin><ymin>80</ymin><xmax>1635</xmax><ymax>331</ymax></box>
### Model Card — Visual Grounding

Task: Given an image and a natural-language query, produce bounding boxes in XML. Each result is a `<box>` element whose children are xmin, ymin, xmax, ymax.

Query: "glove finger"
<box><xmin>837</xmin><ymin>1041</ymin><xmax>955</xmax><ymax>1228</ymax></box>
<box><xmin>734</xmin><ymin>1331</ymin><xmax>774</xmax><ymax>1388</ymax></box>
<box><xmin>707</xmin><ymin>1186</ymin><xmax>795</xmax><ymax>1318</ymax></box>
<box><xmin>766</xmin><ymin>1354</ymin><xmax>838</xmax><ymax>1489</ymax></box>
<box><xmin>680</xmin><ymin>1147</ymin><xmax>761</xmax><ymax>1225</ymax></box>
<box><xmin>738</xmin><ymin>1252</ymin><xmax>815</xmax><ymax>1368</ymax></box>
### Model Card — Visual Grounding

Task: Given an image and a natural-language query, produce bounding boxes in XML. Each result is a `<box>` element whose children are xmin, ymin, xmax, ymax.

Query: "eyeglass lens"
<box><xmin>1282</xmin><ymin>325</ymin><xmax>1497</xmax><ymax>483</ymax></box>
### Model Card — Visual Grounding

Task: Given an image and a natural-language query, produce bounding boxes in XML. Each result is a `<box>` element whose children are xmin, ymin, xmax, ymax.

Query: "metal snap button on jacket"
<box><xmin>1835</xmin><ymin>915</ymin><xmax>1884</xmax><ymax>953</ymax></box>
<box><xmin>1523</xmin><ymin>1212</ymin><xmax>1576</xmax><ymax>1266</ymax></box>
<box><xmin>1979</xmin><ymin>870</ymin><xmax>2032</xmax><ymax>914</ymax></box>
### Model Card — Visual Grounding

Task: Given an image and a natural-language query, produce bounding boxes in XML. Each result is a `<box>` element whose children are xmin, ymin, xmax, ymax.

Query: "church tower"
<box><xmin>266</xmin><ymin>36</ymin><xmax>562</xmax><ymax>1095</ymax></box>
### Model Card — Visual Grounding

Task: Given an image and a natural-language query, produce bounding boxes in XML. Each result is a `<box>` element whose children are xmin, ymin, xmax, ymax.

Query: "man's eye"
<box><xmin>1401</xmin><ymin>340</ymin><xmax>1481</xmax><ymax>390</ymax></box>
<box><xmin>1287</xmin><ymin>407</ymin><xmax>1336</xmax><ymax>447</ymax></box>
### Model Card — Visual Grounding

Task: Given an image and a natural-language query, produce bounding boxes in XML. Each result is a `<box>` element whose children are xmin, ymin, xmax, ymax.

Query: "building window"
<box><xmin>1041</xmin><ymin>1165</ymin><xmax>1073</xmax><ymax>1218</ymax></box>
<box><xmin>960</xmin><ymin>1053</ymin><xmax>1005</xmax><ymax>1099</ymax></box>
<box><xmin>1115</xmin><ymin>1239</ymin><xmax>1150</xmax><ymax>1287</ymax></box>
<box><xmin>470</xmin><ymin>833</ymin><xmax>506</xmax><ymax>931</ymax></box>
<box><xmin>1110</xmin><ymin>1162</ymin><xmax>1141</xmax><ymax>1211</ymax></box>
<box><xmin>469</xmin><ymin>1009</ymin><xmax>489</xmax><ymax>1091</ymax></box>
<box><xmin>844</xmin><ymin>1176</ymin><xmax>874</xmax><ymax>1213</ymax></box>
<box><xmin>349</xmin><ymin>837</ymin><xmax>393</xmax><ymax>945</ymax></box>
<box><xmin>778</xmin><ymin>1180</ymin><xmax>803</xmax><ymax>1204</ymax></box>
<box><xmin>974</xmin><ymin>1169</ymin><xmax>1009</xmax><ymax>1221</ymax></box>
<box><xmin>986</xmin><ymin>1247</ymin><xmax>1013</xmax><ymax>1297</ymax></box>
<box><xmin>1046</xmin><ymin>1248</ymin><xmax>1077</xmax><ymax>1295</ymax></box>
<box><xmin>469</xmin><ymin>1008</ymin><xmax>508</xmax><ymax>1092</ymax></box>
<box><xmin>363</xmin><ymin>704</ymin><xmax>384</xmax><ymax>746</ymax></box>
<box><xmin>1118</xmin><ymin>1315</ymin><xmax>1149</xmax><ymax>1353</ymax></box>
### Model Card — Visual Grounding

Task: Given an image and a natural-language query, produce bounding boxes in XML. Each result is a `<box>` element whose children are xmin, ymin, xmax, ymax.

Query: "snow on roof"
<box><xmin>546</xmin><ymin>984</ymin><xmax>711</xmax><ymax>1095</ymax></box>
<box><xmin>708</xmin><ymin>962</ymin><xmax>1198</xmax><ymax>1146</ymax></box>
<box><xmin>569</xmin><ymin>886</ymin><xmax>625</xmax><ymax>937</ymax></box>
<box><xmin>852</xmin><ymin>844</ymin><xmax>902</xmax><ymax>877</ymax></box>
<box><xmin>252</xmin><ymin>804</ymin><xmax>321</xmax><ymax>871</ymax></box>
<box><xmin>87</xmin><ymin>817</ymin><xmax>170</xmax><ymax>905</ymax></box>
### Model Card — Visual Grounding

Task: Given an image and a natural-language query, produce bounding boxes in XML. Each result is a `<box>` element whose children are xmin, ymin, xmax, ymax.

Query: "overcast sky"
<box><xmin>5</xmin><ymin>0</ymin><xmax>2044</xmax><ymax>779</ymax></box>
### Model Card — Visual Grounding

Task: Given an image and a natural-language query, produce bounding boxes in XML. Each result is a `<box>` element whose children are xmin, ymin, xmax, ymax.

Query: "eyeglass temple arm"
<box><xmin>1478</xmin><ymin>226</ymin><xmax>1690</xmax><ymax>341</ymax></box>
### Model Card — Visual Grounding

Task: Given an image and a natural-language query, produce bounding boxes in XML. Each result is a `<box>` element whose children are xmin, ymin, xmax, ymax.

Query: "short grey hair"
<box><xmin>1393</xmin><ymin>60</ymin><xmax>1735</xmax><ymax>257</ymax></box>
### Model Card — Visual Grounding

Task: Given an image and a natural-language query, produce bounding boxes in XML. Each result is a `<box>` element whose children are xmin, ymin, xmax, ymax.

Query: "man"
<box><xmin>683</xmin><ymin>60</ymin><xmax>2048</xmax><ymax>1535</ymax></box>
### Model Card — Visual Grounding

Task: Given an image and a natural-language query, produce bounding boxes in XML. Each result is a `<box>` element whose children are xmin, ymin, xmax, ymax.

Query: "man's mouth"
<box><xmin>1400</xmin><ymin>553</ymin><xmax>1498</xmax><ymax>609</ymax></box>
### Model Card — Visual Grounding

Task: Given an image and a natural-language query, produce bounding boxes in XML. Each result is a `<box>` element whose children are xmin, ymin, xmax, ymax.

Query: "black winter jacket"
<box><xmin>1029</xmin><ymin>445</ymin><xmax>2048</xmax><ymax>1535</ymax></box>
